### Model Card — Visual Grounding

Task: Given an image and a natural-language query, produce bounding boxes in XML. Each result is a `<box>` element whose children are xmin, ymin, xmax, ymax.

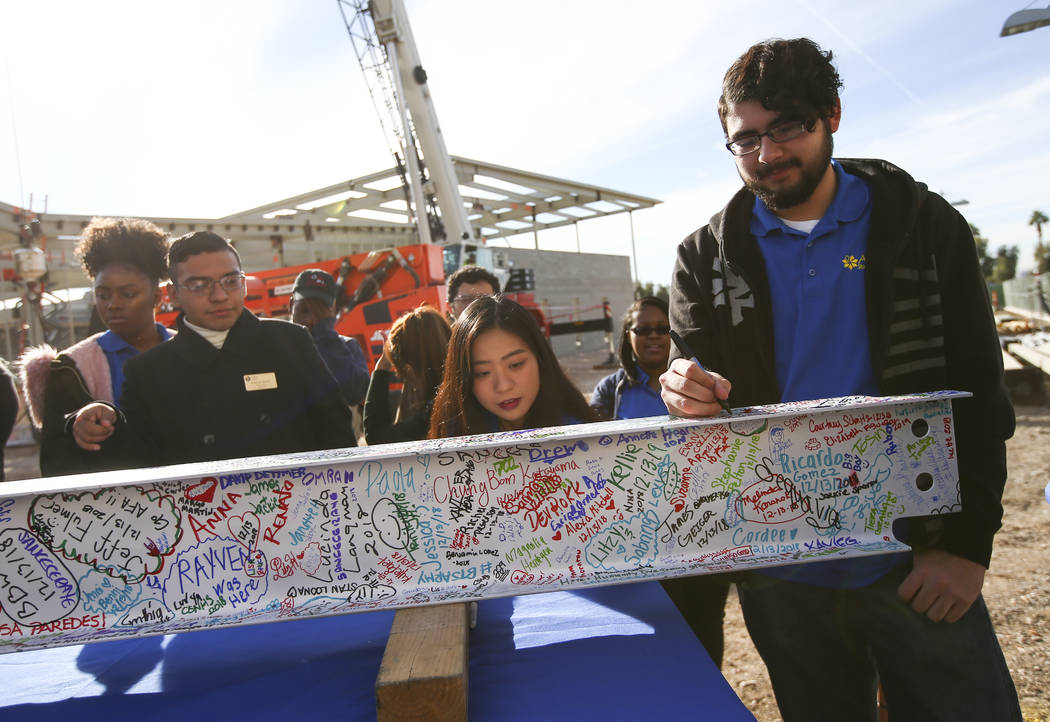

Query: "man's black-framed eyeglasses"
<box><xmin>725</xmin><ymin>118</ymin><xmax>816</xmax><ymax>157</ymax></box>
<box><xmin>178</xmin><ymin>272</ymin><xmax>246</xmax><ymax>296</ymax></box>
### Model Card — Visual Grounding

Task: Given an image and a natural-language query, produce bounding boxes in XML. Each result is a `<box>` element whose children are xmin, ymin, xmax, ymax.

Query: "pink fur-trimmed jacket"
<box><xmin>21</xmin><ymin>333</ymin><xmax>113</xmax><ymax>427</ymax></box>
<box><xmin>20</xmin><ymin>333</ymin><xmax>116</xmax><ymax>476</ymax></box>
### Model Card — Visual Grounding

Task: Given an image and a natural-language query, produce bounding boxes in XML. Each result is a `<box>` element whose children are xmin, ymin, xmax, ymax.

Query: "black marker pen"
<box><xmin>668</xmin><ymin>329</ymin><xmax>732</xmax><ymax>414</ymax></box>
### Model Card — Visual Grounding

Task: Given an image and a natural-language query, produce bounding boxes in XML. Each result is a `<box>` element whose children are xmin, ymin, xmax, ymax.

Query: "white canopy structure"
<box><xmin>1</xmin><ymin>157</ymin><xmax>659</xmax><ymax>288</ymax></box>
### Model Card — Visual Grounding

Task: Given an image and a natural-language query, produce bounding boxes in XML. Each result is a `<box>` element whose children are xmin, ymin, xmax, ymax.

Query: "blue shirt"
<box><xmin>310</xmin><ymin>317</ymin><xmax>370</xmax><ymax>406</ymax></box>
<box><xmin>616</xmin><ymin>369</ymin><xmax>668</xmax><ymax>420</ymax></box>
<box><xmin>752</xmin><ymin>160</ymin><xmax>879</xmax><ymax>403</ymax></box>
<box><xmin>98</xmin><ymin>323</ymin><xmax>172</xmax><ymax>409</ymax></box>
<box><xmin>752</xmin><ymin>161</ymin><xmax>904</xmax><ymax>588</ymax></box>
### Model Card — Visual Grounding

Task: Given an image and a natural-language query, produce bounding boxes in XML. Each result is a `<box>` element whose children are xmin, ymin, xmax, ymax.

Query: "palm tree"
<box><xmin>1031</xmin><ymin>210</ymin><xmax>1048</xmax><ymax>244</ymax></box>
<box><xmin>1031</xmin><ymin>210</ymin><xmax>1049</xmax><ymax>273</ymax></box>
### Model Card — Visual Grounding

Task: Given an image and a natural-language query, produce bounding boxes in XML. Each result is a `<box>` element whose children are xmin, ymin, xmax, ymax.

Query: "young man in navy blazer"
<box><xmin>74</xmin><ymin>231</ymin><xmax>355</xmax><ymax>466</ymax></box>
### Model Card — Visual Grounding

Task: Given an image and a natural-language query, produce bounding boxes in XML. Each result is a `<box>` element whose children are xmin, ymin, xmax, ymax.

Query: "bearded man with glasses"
<box><xmin>659</xmin><ymin>37</ymin><xmax>1019</xmax><ymax>721</ymax></box>
<box><xmin>73</xmin><ymin>231</ymin><xmax>355</xmax><ymax>465</ymax></box>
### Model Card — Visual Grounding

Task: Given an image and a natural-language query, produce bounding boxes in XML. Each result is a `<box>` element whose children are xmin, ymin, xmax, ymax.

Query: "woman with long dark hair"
<box><xmin>364</xmin><ymin>305</ymin><xmax>451</xmax><ymax>444</ymax></box>
<box><xmin>428</xmin><ymin>295</ymin><xmax>596</xmax><ymax>438</ymax></box>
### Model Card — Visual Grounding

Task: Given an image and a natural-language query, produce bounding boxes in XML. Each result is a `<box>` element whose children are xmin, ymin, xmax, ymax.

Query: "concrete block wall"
<box><xmin>505</xmin><ymin>248</ymin><xmax>634</xmax><ymax>359</ymax></box>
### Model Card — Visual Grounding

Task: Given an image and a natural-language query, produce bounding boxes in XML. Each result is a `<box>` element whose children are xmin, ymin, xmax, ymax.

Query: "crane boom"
<box><xmin>338</xmin><ymin>0</ymin><xmax>473</xmax><ymax>244</ymax></box>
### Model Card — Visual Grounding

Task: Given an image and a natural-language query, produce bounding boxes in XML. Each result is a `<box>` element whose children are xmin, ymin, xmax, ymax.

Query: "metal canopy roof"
<box><xmin>1</xmin><ymin>157</ymin><xmax>660</xmax><ymax>288</ymax></box>
<box><xmin>220</xmin><ymin>155</ymin><xmax>661</xmax><ymax>243</ymax></box>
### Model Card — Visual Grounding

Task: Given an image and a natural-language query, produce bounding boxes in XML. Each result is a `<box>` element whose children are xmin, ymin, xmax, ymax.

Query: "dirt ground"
<box><xmin>3</xmin><ymin>353</ymin><xmax>1048</xmax><ymax>721</ymax></box>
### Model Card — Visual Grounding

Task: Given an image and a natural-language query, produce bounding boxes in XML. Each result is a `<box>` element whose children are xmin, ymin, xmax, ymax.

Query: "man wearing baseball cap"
<box><xmin>291</xmin><ymin>269</ymin><xmax>369</xmax><ymax>407</ymax></box>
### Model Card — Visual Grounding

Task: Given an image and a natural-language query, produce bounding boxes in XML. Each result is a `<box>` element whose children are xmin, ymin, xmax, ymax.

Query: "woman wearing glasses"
<box><xmin>20</xmin><ymin>217</ymin><xmax>173</xmax><ymax>476</ymax></box>
<box><xmin>590</xmin><ymin>295</ymin><xmax>731</xmax><ymax>670</ymax></box>
<box><xmin>590</xmin><ymin>296</ymin><xmax>672</xmax><ymax>421</ymax></box>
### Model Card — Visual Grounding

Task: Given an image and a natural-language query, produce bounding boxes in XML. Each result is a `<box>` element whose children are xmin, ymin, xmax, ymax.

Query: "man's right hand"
<box><xmin>660</xmin><ymin>357</ymin><xmax>732</xmax><ymax>418</ymax></box>
<box><xmin>72</xmin><ymin>403</ymin><xmax>118</xmax><ymax>451</ymax></box>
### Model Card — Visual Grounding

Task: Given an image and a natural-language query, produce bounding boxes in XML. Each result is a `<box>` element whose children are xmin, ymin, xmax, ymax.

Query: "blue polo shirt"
<box><xmin>752</xmin><ymin>160</ymin><xmax>879</xmax><ymax>403</ymax></box>
<box><xmin>617</xmin><ymin>369</ymin><xmax>668</xmax><ymax>420</ymax></box>
<box><xmin>752</xmin><ymin>161</ymin><xmax>905</xmax><ymax>588</ymax></box>
<box><xmin>97</xmin><ymin>323</ymin><xmax>173</xmax><ymax>409</ymax></box>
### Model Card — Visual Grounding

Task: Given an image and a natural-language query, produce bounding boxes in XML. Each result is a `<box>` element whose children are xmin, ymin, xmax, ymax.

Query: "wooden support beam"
<box><xmin>375</xmin><ymin>603</ymin><xmax>470</xmax><ymax>722</ymax></box>
<box><xmin>1002</xmin><ymin>348</ymin><xmax>1024</xmax><ymax>372</ymax></box>
<box><xmin>1008</xmin><ymin>342</ymin><xmax>1050</xmax><ymax>375</ymax></box>
<box><xmin>1002</xmin><ymin>345</ymin><xmax>1048</xmax><ymax>403</ymax></box>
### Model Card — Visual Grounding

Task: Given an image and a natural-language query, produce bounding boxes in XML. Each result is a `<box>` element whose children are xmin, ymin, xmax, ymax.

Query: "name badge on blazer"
<box><xmin>244</xmin><ymin>372</ymin><xmax>278</xmax><ymax>391</ymax></box>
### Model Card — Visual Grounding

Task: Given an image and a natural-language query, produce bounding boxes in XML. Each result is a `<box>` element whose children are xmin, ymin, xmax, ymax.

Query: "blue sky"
<box><xmin>1</xmin><ymin>0</ymin><xmax>1047</xmax><ymax>285</ymax></box>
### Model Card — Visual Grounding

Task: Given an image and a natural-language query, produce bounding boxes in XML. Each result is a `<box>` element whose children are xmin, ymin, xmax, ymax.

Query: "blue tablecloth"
<box><xmin>0</xmin><ymin>582</ymin><xmax>754</xmax><ymax>721</ymax></box>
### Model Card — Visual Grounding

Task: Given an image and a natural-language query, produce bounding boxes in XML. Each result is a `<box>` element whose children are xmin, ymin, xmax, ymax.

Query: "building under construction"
<box><xmin>0</xmin><ymin>156</ymin><xmax>659</xmax><ymax>361</ymax></box>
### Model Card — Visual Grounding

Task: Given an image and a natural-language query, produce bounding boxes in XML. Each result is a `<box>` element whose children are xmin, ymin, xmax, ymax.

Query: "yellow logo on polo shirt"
<box><xmin>842</xmin><ymin>254</ymin><xmax>866</xmax><ymax>270</ymax></box>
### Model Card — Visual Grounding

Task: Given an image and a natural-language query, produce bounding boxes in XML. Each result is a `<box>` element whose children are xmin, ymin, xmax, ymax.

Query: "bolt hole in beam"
<box><xmin>915</xmin><ymin>472</ymin><xmax>934</xmax><ymax>492</ymax></box>
<box><xmin>911</xmin><ymin>418</ymin><xmax>929</xmax><ymax>438</ymax></box>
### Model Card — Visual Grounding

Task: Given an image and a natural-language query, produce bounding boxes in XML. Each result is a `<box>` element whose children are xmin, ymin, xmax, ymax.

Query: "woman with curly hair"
<box><xmin>363</xmin><ymin>305</ymin><xmax>451</xmax><ymax>444</ymax></box>
<box><xmin>428</xmin><ymin>295</ymin><xmax>596</xmax><ymax>438</ymax></box>
<box><xmin>20</xmin><ymin>217</ymin><xmax>171</xmax><ymax>476</ymax></box>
